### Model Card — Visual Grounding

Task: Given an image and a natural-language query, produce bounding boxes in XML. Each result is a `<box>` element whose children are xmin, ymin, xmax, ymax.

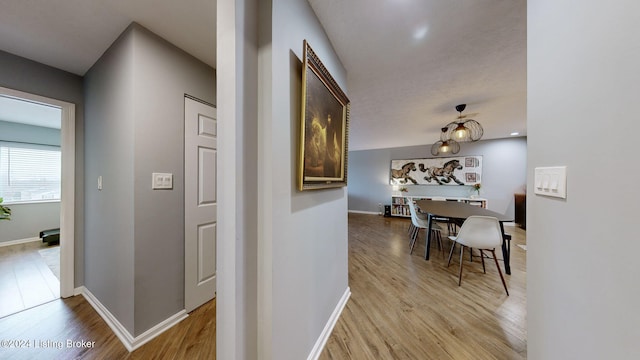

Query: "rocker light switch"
<box><xmin>534</xmin><ymin>166</ymin><xmax>566</xmax><ymax>199</ymax></box>
<box><xmin>152</xmin><ymin>173</ymin><xmax>173</xmax><ymax>190</ymax></box>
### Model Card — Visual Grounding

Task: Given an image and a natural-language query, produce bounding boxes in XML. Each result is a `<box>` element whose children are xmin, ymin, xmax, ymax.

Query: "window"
<box><xmin>0</xmin><ymin>143</ymin><xmax>61</xmax><ymax>203</ymax></box>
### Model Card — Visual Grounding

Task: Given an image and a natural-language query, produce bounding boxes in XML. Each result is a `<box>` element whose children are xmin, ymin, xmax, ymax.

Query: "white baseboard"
<box><xmin>0</xmin><ymin>237</ymin><xmax>41</xmax><ymax>247</ymax></box>
<box><xmin>348</xmin><ymin>210</ymin><xmax>379</xmax><ymax>215</ymax></box>
<box><xmin>131</xmin><ymin>307</ymin><xmax>188</xmax><ymax>350</ymax></box>
<box><xmin>307</xmin><ymin>287</ymin><xmax>351</xmax><ymax>360</ymax></box>
<box><xmin>77</xmin><ymin>286</ymin><xmax>188</xmax><ymax>352</ymax></box>
<box><xmin>503</xmin><ymin>222</ymin><xmax>517</xmax><ymax>227</ymax></box>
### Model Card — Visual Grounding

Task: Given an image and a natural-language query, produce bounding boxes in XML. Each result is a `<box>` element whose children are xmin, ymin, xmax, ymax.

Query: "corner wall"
<box><xmin>130</xmin><ymin>24</ymin><xmax>216</xmax><ymax>336</ymax></box>
<box><xmin>84</xmin><ymin>28</ymin><xmax>136</xmax><ymax>334</ymax></box>
<box><xmin>348</xmin><ymin>137</ymin><xmax>527</xmax><ymax>217</ymax></box>
<box><xmin>85</xmin><ymin>23</ymin><xmax>216</xmax><ymax>337</ymax></box>
<box><xmin>528</xmin><ymin>1</ymin><xmax>640</xmax><ymax>358</ymax></box>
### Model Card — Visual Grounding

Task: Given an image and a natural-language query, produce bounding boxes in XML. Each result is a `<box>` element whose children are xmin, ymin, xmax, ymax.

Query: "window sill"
<box><xmin>2</xmin><ymin>200</ymin><xmax>61</xmax><ymax>206</ymax></box>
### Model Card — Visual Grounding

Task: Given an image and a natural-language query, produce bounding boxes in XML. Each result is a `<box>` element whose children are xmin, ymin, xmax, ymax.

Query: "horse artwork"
<box><xmin>419</xmin><ymin>160</ymin><xmax>464</xmax><ymax>185</ymax></box>
<box><xmin>390</xmin><ymin>156</ymin><xmax>482</xmax><ymax>186</ymax></box>
<box><xmin>390</xmin><ymin>162</ymin><xmax>418</xmax><ymax>184</ymax></box>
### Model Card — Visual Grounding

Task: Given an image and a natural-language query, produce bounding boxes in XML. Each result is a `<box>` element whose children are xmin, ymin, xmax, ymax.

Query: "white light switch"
<box><xmin>98</xmin><ymin>176</ymin><xmax>103</xmax><ymax>190</ymax></box>
<box><xmin>152</xmin><ymin>173</ymin><xmax>173</xmax><ymax>190</ymax></box>
<box><xmin>534</xmin><ymin>166</ymin><xmax>566</xmax><ymax>199</ymax></box>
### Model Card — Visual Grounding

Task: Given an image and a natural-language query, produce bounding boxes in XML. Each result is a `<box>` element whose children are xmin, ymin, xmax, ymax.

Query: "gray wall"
<box><xmin>349</xmin><ymin>137</ymin><xmax>527</xmax><ymax>217</ymax></box>
<box><xmin>0</xmin><ymin>121</ymin><xmax>61</xmax><ymax>146</ymax></box>
<box><xmin>528</xmin><ymin>1</ymin><xmax>640</xmax><ymax>358</ymax></box>
<box><xmin>130</xmin><ymin>25</ymin><xmax>215</xmax><ymax>336</ymax></box>
<box><xmin>0</xmin><ymin>49</ymin><xmax>85</xmax><ymax>286</ymax></box>
<box><xmin>84</xmin><ymin>23</ymin><xmax>216</xmax><ymax>337</ymax></box>
<box><xmin>0</xmin><ymin>202</ymin><xmax>60</xmax><ymax>243</ymax></box>
<box><xmin>84</xmin><ymin>27</ymin><xmax>136</xmax><ymax>334</ymax></box>
<box><xmin>0</xmin><ymin>121</ymin><xmax>61</xmax><ymax>244</ymax></box>
<box><xmin>262</xmin><ymin>1</ymin><xmax>350</xmax><ymax>358</ymax></box>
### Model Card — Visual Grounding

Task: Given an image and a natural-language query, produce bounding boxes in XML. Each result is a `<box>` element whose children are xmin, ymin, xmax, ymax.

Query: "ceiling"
<box><xmin>0</xmin><ymin>0</ymin><xmax>525</xmax><ymax>151</ymax></box>
<box><xmin>308</xmin><ymin>0</ymin><xmax>527</xmax><ymax>151</ymax></box>
<box><xmin>0</xmin><ymin>0</ymin><xmax>216</xmax><ymax>75</ymax></box>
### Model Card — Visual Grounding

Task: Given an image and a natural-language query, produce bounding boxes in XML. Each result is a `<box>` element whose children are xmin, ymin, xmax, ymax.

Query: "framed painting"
<box><xmin>298</xmin><ymin>40</ymin><xmax>351</xmax><ymax>191</ymax></box>
<box><xmin>390</xmin><ymin>156</ymin><xmax>483</xmax><ymax>186</ymax></box>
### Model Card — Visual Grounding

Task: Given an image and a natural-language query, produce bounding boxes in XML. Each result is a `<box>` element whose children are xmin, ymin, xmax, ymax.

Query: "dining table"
<box><xmin>415</xmin><ymin>199</ymin><xmax>514</xmax><ymax>275</ymax></box>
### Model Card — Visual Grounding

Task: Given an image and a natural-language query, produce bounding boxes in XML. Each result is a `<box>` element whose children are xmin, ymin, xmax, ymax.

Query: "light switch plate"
<box><xmin>152</xmin><ymin>173</ymin><xmax>173</xmax><ymax>190</ymax></box>
<box><xmin>534</xmin><ymin>166</ymin><xmax>566</xmax><ymax>199</ymax></box>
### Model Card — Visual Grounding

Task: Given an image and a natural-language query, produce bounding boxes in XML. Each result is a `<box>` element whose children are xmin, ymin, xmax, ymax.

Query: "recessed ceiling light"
<box><xmin>413</xmin><ymin>26</ymin><xmax>428</xmax><ymax>40</ymax></box>
<box><xmin>510</xmin><ymin>132</ymin><xmax>519</xmax><ymax>136</ymax></box>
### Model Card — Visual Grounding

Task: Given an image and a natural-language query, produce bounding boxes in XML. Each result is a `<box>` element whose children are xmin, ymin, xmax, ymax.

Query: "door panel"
<box><xmin>198</xmin><ymin>223</ymin><xmax>216</xmax><ymax>284</ymax></box>
<box><xmin>199</xmin><ymin>147</ymin><xmax>217</xmax><ymax>205</ymax></box>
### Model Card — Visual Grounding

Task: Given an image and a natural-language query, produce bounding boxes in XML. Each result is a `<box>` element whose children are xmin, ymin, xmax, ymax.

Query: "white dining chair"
<box><xmin>446</xmin><ymin>215</ymin><xmax>509</xmax><ymax>295</ymax></box>
<box><xmin>407</xmin><ymin>201</ymin><xmax>443</xmax><ymax>257</ymax></box>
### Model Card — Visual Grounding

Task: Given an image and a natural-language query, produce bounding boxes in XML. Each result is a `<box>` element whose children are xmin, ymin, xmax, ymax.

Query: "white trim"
<box><xmin>130</xmin><ymin>309</ymin><xmax>189</xmax><ymax>351</ymax></box>
<box><xmin>60</xmin><ymin>100</ymin><xmax>75</xmax><ymax>298</ymax></box>
<box><xmin>217</xmin><ymin>1</ymin><xmax>238</xmax><ymax>359</ymax></box>
<box><xmin>306</xmin><ymin>287</ymin><xmax>351</xmax><ymax>360</ymax></box>
<box><xmin>0</xmin><ymin>237</ymin><xmax>41</xmax><ymax>247</ymax></box>
<box><xmin>79</xmin><ymin>286</ymin><xmax>135</xmax><ymax>351</ymax></box>
<box><xmin>0</xmin><ymin>86</ymin><xmax>75</xmax><ymax>298</ymax></box>
<box><xmin>503</xmin><ymin>222</ymin><xmax>517</xmax><ymax>227</ymax></box>
<box><xmin>78</xmin><ymin>287</ymin><xmax>188</xmax><ymax>352</ymax></box>
<box><xmin>1</xmin><ymin>199</ymin><xmax>61</xmax><ymax>206</ymax></box>
<box><xmin>348</xmin><ymin>210</ymin><xmax>379</xmax><ymax>215</ymax></box>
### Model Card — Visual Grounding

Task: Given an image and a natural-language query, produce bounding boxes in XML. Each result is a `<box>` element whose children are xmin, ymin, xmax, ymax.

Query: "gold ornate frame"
<box><xmin>298</xmin><ymin>40</ymin><xmax>350</xmax><ymax>191</ymax></box>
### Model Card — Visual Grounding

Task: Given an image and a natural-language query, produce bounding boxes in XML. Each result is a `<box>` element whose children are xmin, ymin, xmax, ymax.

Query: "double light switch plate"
<box><xmin>152</xmin><ymin>173</ymin><xmax>173</xmax><ymax>190</ymax></box>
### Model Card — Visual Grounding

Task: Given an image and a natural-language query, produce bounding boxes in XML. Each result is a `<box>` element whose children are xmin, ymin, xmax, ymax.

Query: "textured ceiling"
<box><xmin>0</xmin><ymin>0</ymin><xmax>525</xmax><ymax>151</ymax></box>
<box><xmin>0</xmin><ymin>0</ymin><xmax>216</xmax><ymax>76</ymax></box>
<box><xmin>308</xmin><ymin>0</ymin><xmax>527</xmax><ymax>151</ymax></box>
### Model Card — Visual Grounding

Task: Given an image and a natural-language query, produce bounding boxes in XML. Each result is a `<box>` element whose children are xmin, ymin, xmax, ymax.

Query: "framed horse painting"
<box><xmin>390</xmin><ymin>156</ymin><xmax>483</xmax><ymax>186</ymax></box>
<box><xmin>298</xmin><ymin>40</ymin><xmax>351</xmax><ymax>191</ymax></box>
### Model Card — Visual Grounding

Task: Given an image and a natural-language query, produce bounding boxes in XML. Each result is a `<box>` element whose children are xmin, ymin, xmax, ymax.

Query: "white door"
<box><xmin>184</xmin><ymin>97</ymin><xmax>217</xmax><ymax>312</ymax></box>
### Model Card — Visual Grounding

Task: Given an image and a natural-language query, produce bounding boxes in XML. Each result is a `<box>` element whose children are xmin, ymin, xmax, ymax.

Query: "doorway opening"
<box><xmin>0</xmin><ymin>86</ymin><xmax>75</xmax><ymax>318</ymax></box>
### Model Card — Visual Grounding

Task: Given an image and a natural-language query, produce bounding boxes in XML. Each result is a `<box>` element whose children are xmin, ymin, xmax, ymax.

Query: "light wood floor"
<box><xmin>0</xmin><ymin>241</ymin><xmax>60</xmax><ymax>319</ymax></box>
<box><xmin>0</xmin><ymin>295</ymin><xmax>216</xmax><ymax>359</ymax></box>
<box><xmin>0</xmin><ymin>213</ymin><xmax>524</xmax><ymax>359</ymax></box>
<box><xmin>320</xmin><ymin>213</ymin><xmax>527</xmax><ymax>359</ymax></box>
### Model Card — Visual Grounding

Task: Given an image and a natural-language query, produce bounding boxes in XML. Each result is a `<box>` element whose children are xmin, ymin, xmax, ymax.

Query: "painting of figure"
<box><xmin>298</xmin><ymin>40</ymin><xmax>350</xmax><ymax>190</ymax></box>
<box><xmin>303</xmin><ymin>70</ymin><xmax>344</xmax><ymax>179</ymax></box>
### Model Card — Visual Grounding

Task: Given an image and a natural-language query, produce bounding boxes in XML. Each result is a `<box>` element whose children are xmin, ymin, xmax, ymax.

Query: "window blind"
<box><xmin>0</xmin><ymin>143</ymin><xmax>61</xmax><ymax>203</ymax></box>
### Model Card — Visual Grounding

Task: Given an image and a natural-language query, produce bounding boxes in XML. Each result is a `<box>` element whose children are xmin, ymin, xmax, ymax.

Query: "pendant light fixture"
<box><xmin>441</xmin><ymin>104</ymin><xmax>484</xmax><ymax>143</ymax></box>
<box><xmin>431</xmin><ymin>127</ymin><xmax>461</xmax><ymax>155</ymax></box>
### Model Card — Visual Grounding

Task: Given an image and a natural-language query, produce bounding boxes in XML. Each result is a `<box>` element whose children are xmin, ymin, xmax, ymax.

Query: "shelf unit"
<box><xmin>390</xmin><ymin>196</ymin><xmax>488</xmax><ymax>218</ymax></box>
<box><xmin>391</xmin><ymin>196</ymin><xmax>411</xmax><ymax>217</ymax></box>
